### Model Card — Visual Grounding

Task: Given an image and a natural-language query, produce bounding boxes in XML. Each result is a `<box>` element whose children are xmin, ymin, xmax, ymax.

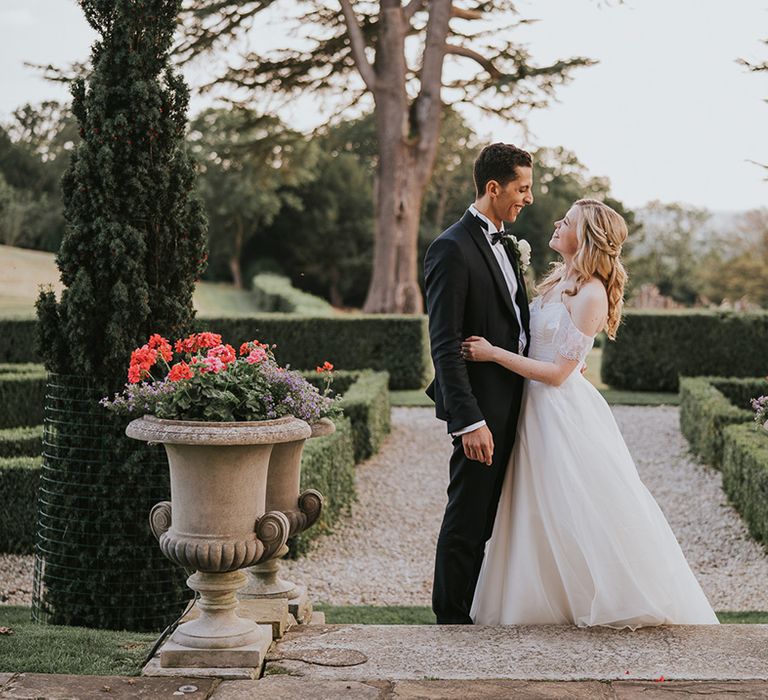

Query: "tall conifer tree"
<box><xmin>38</xmin><ymin>0</ymin><xmax>207</xmax><ymax>387</ymax></box>
<box><xmin>33</xmin><ymin>0</ymin><xmax>206</xmax><ymax>631</ymax></box>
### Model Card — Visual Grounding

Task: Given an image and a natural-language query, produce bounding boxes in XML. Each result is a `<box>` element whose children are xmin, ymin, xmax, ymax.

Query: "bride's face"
<box><xmin>550</xmin><ymin>207</ymin><xmax>580</xmax><ymax>256</ymax></box>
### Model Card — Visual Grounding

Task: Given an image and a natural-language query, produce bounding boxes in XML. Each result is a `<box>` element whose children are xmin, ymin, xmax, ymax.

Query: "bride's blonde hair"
<box><xmin>537</xmin><ymin>199</ymin><xmax>628</xmax><ymax>340</ymax></box>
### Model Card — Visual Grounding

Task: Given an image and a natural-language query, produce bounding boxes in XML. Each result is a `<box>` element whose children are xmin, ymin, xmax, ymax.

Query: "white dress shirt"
<box><xmin>453</xmin><ymin>205</ymin><xmax>528</xmax><ymax>438</ymax></box>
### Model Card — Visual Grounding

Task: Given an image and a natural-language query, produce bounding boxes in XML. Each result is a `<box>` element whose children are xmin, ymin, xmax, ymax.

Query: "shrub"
<box><xmin>0</xmin><ymin>316</ymin><xmax>431</xmax><ymax>390</ymax></box>
<box><xmin>339</xmin><ymin>371</ymin><xmax>391</xmax><ymax>462</ymax></box>
<box><xmin>0</xmin><ymin>319</ymin><xmax>38</xmax><ymax>364</ymax></box>
<box><xmin>602</xmin><ymin>311</ymin><xmax>768</xmax><ymax>392</ymax></box>
<box><xmin>0</xmin><ymin>369</ymin><xmax>46</xmax><ymax>429</ymax></box>
<box><xmin>722</xmin><ymin>423</ymin><xmax>768</xmax><ymax>548</ymax></box>
<box><xmin>0</xmin><ymin>425</ymin><xmax>43</xmax><ymax>458</ymax></box>
<box><xmin>0</xmin><ymin>457</ymin><xmax>41</xmax><ymax>553</ymax></box>
<box><xmin>3</xmin><ymin>370</ymin><xmax>391</xmax><ymax>557</ymax></box>
<box><xmin>193</xmin><ymin>315</ymin><xmax>430</xmax><ymax>390</ymax></box>
<box><xmin>250</xmin><ymin>273</ymin><xmax>335</xmax><ymax>316</ymax></box>
<box><xmin>679</xmin><ymin>377</ymin><xmax>754</xmax><ymax>468</ymax></box>
<box><xmin>288</xmin><ymin>415</ymin><xmax>356</xmax><ymax>558</ymax></box>
<box><xmin>712</xmin><ymin>378</ymin><xmax>768</xmax><ymax>412</ymax></box>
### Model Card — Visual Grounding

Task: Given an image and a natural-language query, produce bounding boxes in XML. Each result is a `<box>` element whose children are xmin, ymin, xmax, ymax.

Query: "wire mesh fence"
<box><xmin>32</xmin><ymin>373</ymin><xmax>190</xmax><ymax>631</ymax></box>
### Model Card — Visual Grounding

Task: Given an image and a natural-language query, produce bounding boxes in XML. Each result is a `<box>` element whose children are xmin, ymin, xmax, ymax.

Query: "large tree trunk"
<box><xmin>362</xmin><ymin>0</ymin><xmax>451</xmax><ymax>314</ymax></box>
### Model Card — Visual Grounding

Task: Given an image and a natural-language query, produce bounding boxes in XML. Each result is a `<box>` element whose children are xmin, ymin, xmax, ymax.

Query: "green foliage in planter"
<box><xmin>601</xmin><ymin>311</ymin><xmax>768</xmax><ymax>392</ymax></box>
<box><xmin>288</xmin><ymin>415</ymin><xmax>356</xmax><ymax>558</ymax></box>
<box><xmin>0</xmin><ymin>425</ymin><xmax>43</xmax><ymax>458</ymax></box>
<box><xmin>722</xmin><ymin>423</ymin><xmax>768</xmax><ymax>548</ymax></box>
<box><xmin>0</xmin><ymin>369</ymin><xmax>45</xmax><ymax>429</ymax></box>
<box><xmin>251</xmin><ymin>273</ymin><xmax>334</xmax><ymax>315</ymax></box>
<box><xmin>192</xmin><ymin>315</ymin><xmax>430</xmax><ymax>390</ymax></box>
<box><xmin>679</xmin><ymin>377</ymin><xmax>753</xmax><ymax>468</ymax></box>
<box><xmin>0</xmin><ymin>456</ymin><xmax>41</xmax><ymax>553</ymax></box>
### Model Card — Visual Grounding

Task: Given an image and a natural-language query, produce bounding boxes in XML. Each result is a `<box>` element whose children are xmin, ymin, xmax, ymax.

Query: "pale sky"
<box><xmin>1</xmin><ymin>0</ymin><xmax>766</xmax><ymax>210</ymax></box>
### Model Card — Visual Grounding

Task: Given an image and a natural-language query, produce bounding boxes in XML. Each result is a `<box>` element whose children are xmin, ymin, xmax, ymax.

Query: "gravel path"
<box><xmin>283</xmin><ymin>406</ymin><xmax>768</xmax><ymax>611</ymax></box>
<box><xmin>3</xmin><ymin>405</ymin><xmax>767</xmax><ymax>611</ymax></box>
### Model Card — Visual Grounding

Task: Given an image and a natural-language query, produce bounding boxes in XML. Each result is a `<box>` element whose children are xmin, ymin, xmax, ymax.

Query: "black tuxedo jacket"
<box><xmin>424</xmin><ymin>210</ymin><xmax>531</xmax><ymax>435</ymax></box>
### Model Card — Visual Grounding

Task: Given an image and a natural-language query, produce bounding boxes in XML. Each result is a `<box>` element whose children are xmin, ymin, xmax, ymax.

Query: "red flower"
<box><xmin>127</xmin><ymin>365</ymin><xmax>142</xmax><ymax>384</ymax></box>
<box><xmin>239</xmin><ymin>339</ymin><xmax>269</xmax><ymax>356</ymax></box>
<box><xmin>168</xmin><ymin>361</ymin><xmax>193</xmax><ymax>382</ymax></box>
<box><xmin>174</xmin><ymin>332</ymin><xmax>222</xmax><ymax>355</ymax></box>
<box><xmin>128</xmin><ymin>344</ymin><xmax>158</xmax><ymax>382</ymax></box>
<box><xmin>315</xmin><ymin>361</ymin><xmax>334</xmax><ymax>373</ymax></box>
<box><xmin>195</xmin><ymin>332</ymin><xmax>222</xmax><ymax>350</ymax></box>
<box><xmin>147</xmin><ymin>334</ymin><xmax>173</xmax><ymax>362</ymax></box>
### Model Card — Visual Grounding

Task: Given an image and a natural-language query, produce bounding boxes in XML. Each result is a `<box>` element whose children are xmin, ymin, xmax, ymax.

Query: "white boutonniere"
<box><xmin>498</xmin><ymin>232</ymin><xmax>532</xmax><ymax>273</ymax></box>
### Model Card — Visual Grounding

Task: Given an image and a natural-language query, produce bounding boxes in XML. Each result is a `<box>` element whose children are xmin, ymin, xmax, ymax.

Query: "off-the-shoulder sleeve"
<box><xmin>553</xmin><ymin>313</ymin><xmax>595</xmax><ymax>363</ymax></box>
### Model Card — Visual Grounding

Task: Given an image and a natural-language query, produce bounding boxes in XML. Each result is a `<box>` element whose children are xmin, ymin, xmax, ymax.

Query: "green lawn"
<box><xmin>0</xmin><ymin>244</ymin><xmax>264</xmax><ymax>318</ymax></box>
<box><xmin>0</xmin><ymin>606</ymin><xmax>155</xmax><ymax>676</ymax></box>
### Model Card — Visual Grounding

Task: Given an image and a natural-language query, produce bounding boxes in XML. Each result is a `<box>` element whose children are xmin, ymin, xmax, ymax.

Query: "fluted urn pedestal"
<box><xmin>126</xmin><ymin>415</ymin><xmax>311</xmax><ymax>670</ymax></box>
<box><xmin>239</xmin><ymin>417</ymin><xmax>335</xmax><ymax>627</ymax></box>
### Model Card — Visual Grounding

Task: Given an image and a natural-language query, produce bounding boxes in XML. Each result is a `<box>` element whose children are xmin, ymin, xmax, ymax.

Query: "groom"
<box><xmin>424</xmin><ymin>143</ymin><xmax>533</xmax><ymax>624</ymax></box>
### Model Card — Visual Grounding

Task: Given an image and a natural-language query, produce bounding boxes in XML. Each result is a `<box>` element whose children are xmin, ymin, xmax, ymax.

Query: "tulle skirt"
<box><xmin>470</xmin><ymin>372</ymin><xmax>719</xmax><ymax>629</ymax></box>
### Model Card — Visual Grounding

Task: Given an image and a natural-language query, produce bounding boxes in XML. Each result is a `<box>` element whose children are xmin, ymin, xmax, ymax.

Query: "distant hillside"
<box><xmin>0</xmin><ymin>244</ymin><xmax>264</xmax><ymax>317</ymax></box>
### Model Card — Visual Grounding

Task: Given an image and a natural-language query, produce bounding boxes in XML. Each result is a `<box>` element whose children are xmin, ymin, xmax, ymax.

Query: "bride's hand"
<box><xmin>461</xmin><ymin>336</ymin><xmax>496</xmax><ymax>363</ymax></box>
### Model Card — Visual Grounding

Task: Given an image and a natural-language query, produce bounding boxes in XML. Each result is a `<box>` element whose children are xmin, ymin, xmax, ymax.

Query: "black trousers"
<box><xmin>432</xmin><ymin>420</ymin><xmax>516</xmax><ymax>625</ymax></box>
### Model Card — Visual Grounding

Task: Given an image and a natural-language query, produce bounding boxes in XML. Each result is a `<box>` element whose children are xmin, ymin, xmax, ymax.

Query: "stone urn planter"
<box><xmin>240</xmin><ymin>417</ymin><xmax>336</xmax><ymax>604</ymax></box>
<box><xmin>126</xmin><ymin>414</ymin><xmax>312</xmax><ymax>668</ymax></box>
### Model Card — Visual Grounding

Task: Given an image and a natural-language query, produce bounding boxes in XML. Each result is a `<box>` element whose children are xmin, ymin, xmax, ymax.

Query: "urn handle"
<box><xmin>298</xmin><ymin>488</ymin><xmax>324</xmax><ymax>531</ymax></box>
<box><xmin>149</xmin><ymin>501</ymin><xmax>172</xmax><ymax>541</ymax></box>
<box><xmin>255</xmin><ymin>510</ymin><xmax>290</xmax><ymax>563</ymax></box>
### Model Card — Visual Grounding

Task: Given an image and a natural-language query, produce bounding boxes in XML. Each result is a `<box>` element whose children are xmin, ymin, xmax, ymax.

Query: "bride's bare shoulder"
<box><xmin>569</xmin><ymin>280</ymin><xmax>608</xmax><ymax>336</ymax></box>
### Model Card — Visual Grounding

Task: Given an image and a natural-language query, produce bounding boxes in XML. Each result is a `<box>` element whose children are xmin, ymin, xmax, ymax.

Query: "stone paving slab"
<box><xmin>4</xmin><ymin>675</ymin><xmax>768</xmax><ymax>699</ymax></box>
<box><xmin>0</xmin><ymin>673</ymin><xmax>218</xmax><ymax>699</ymax></box>
<box><xmin>265</xmin><ymin>623</ymin><xmax>768</xmax><ymax>681</ymax></box>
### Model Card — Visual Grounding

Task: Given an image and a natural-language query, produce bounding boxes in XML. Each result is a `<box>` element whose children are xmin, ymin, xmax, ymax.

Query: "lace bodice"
<box><xmin>528</xmin><ymin>296</ymin><xmax>594</xmax><ymax>364</ymax></box>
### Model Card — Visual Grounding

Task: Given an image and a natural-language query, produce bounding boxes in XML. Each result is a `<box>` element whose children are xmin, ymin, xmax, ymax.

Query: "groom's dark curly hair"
<box><xmin>474</xmin><ymin>143</ymin><xmax>532</xmax><ymax>198</ymax></box>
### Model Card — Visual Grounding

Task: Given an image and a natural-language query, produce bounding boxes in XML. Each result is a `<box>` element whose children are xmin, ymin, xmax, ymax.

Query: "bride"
<box><xmin>460</xmin><ymin>198</ymin><xmax>719</xmax><ymax>629</ymax></box>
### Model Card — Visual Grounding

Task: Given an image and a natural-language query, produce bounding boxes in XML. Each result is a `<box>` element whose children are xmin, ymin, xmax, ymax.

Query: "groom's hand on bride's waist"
<box><xmin>462</xmin><ymin>425</ymin><xmax>494</xmax><ymax>466</ymax></box>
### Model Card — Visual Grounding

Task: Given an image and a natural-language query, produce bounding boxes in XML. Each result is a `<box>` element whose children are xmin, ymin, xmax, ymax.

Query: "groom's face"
<box><xmin>490</xmin><ymin>166</ymin><xmax>534</xmax><ymax>224</ymax></box>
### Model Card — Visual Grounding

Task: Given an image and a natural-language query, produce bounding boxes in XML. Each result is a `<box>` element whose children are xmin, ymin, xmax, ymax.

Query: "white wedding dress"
<box><xmin>470</xmin><ymin>296</ymin><xmax>719</xmax><ymax>628</ymax></box>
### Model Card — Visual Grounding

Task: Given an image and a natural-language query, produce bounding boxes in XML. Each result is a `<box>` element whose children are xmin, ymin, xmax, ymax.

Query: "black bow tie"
<box><xmin>474</xmin><ymin>215</ymin><xmax>507</xmax><ymax>245</ymax></box>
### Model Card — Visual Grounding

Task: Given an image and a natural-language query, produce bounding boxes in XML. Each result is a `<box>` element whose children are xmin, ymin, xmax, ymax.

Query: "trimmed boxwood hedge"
<box><xmin>679</xmin><ymin>377</ymin><xmax>759</xmax><ymax>468</ymax></box>
<box><xmin>0</xmin><ymin>318</ymin><xmax>37</xmax><ymax>364</ymax></box>
<box><xmin>0</xmin><ymin>368</ymin><xmax>45</xmax><ymax>429</ymax></box>
<box><xmin>722</xmin><ymin>423</ymin><xmax>768</xmax><ymax>548</ymax></box>
<box><xmin>0</xmin><ymin>456</ymin><xmax>42</xmax><ymax>553</ymax></box>
<box><xmin>0</xmin><ymin>425</ymin><xmax>43</xmax><ymax>458</ymax></box>
<box><xmin>602</xmin><ymin>310</ymin><xmax>768</xmax><ymax>392</ymax></box>
<box><xmin>2</xmin><ymin>370</ymin><xmax>391</xmax><ymax>556</ymax></box>
<box><xmin>288</xmin><ymin>415</ymin><xmax>356</xmax><ymax>559</ymax></box>
<box><xmin>338</xmin><ymin>371</ymin><xmax>391</xmax><ymax>462</ymax></box>
<box><xmin>304</xmin><ymin>369</ymin><xmax>391</xmax><ymax>462</ymax></box>
<box><xmin>250</xmin><ymin>273</ymin><xmax>335</xmax><ymax>316</ymax></box>
<box><xmin>0</xmin><ymin>316</ymin><xmax>430</xmax><ymax>390</ymax></box>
